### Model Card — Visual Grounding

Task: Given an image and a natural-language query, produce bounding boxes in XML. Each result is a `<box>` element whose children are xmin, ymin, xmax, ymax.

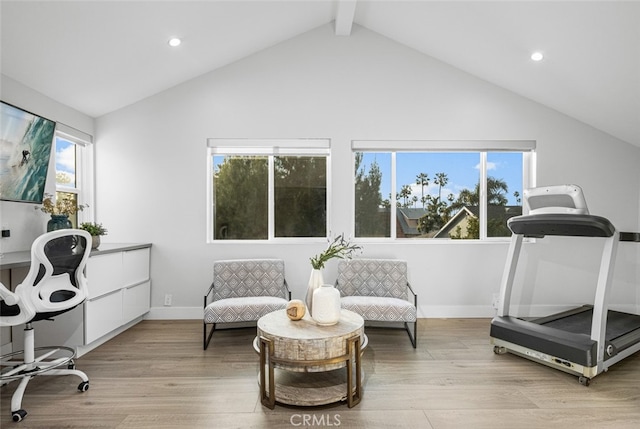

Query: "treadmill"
<box><xmin>490</xmin><ymin>184</ymin><xmax>640</xmax><ymax>386</ymax></box>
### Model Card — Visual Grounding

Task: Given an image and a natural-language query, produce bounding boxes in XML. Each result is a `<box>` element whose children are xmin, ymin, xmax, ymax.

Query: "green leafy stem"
<box><xmin>310</xmin><ymin>233</ymin><xmax>362</xmax><ymax>270</ymax></box>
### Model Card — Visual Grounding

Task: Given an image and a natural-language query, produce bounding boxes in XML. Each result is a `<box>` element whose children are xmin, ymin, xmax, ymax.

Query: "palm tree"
<box><xmin>415</xmin><ymin>173</ymin><xmax>429</xmax><ymax>208</ymax></box>
<box><xmin>434</xmin><ymin>172</ymin><xmax>448</xmax><ymax>204</ymax></box>
<box><xmin>487</xmin><ymin>177</ymin><xmax>509</xmax><ymax>206</ymax></box>
<box><xmin>399</xmin><ymin>185</ymin><xmax>412</xmax><ymax>207</ymax></box>
<box><xmin>451</xmin><ymin>176</ymin><xmax>509</xmax><ymax>211</ymax></box>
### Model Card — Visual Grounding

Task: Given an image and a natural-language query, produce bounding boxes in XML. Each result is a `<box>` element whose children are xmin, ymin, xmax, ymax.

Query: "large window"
<box><xmin>53</xmin><ymin>127</ymin><xmax>93</xmax><ymax>226</ymax></box>
<box><xmin>353</xmin><ymin>140</ymin><xmax>535</xmax><ymax>240</ymax></box>
<box><xmin>208</xmin><ymin>139</ymin><xmax>330</xmax><ymax>241</ymax></box>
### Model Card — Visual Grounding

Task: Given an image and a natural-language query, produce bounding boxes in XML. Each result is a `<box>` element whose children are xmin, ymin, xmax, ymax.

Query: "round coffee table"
<box><xmin>253</xmin><ymin>309</ymin><xmax>367</xmax><ymax>408</ymax></box>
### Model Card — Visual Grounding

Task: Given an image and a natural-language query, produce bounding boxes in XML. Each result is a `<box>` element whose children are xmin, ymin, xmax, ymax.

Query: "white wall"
<box><xmin>0</xmin><ymin>75</ymin><xmax>95</xmax><ymax>253</ymax></box>
<box><xmin>87</xmin><ymin>24</ymin><xmax>638</xmax><ymax>319</ymax></box>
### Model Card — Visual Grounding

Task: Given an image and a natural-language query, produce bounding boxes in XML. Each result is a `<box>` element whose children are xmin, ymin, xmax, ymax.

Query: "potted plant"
<box><xmin>306</xmin><ymin>234</ymin><xmax>362</xmax><ymax>317</ymax></box>
<box><xmin>309</xmin><ymin>234</ymin><xmax>362</xmax><ymax>270</ymax></box>
<box><xmin>36</xmin><ymin>194</ymin><xmax>87</xmax><ymax>231</ymax></box>
<box><xmin>79</xmin><ymin>222</ymin><xmax>108</xmax><ymax>249</ymax></box>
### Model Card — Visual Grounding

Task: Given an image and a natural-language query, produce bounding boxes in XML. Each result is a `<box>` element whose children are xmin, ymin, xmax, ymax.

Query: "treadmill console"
<box><xmin>525</xmin><ymin>184</ymin><xmax>589</xmax><ymax>215</ymax></box>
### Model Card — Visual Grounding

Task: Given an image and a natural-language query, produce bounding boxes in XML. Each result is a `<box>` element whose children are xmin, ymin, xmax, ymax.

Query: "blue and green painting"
<box><xmin>0</xmin><ymin>102</ymin><xmax>56</xmax><ymax>203</ymax></box>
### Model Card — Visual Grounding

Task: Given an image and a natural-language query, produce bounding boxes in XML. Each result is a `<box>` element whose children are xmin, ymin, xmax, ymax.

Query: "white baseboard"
<box><xmin>417</xmin><ymin>305</ymin><xmax>596</xmax><ymax>318</ymax></box>
<box><xmin>419</xmin><ymin>305</ymin><xmax>496</xmax><ymax>318</ymax></box>
<box><xmin>148</xmin><ymin>305</ymin><xmax>499</xmax><ymax>320</ymax></box>
<box><xmin>146</xmin><ymin>303</ymin><xmax>640</xmax><ymax>321</ymax></box>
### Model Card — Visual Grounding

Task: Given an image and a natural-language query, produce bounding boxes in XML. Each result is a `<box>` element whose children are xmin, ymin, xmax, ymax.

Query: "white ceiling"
<box><xmin>1</xmin><ymin>1</ymin><xmax>639</xmax><ymax>147</ymax></box>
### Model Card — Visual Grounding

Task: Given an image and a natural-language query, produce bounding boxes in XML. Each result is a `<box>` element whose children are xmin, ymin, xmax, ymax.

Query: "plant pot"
<box><xmin>305</xmin><ymin>268</ymin><xmax>324</xmax><ymax>317</ymax></box>
<box><xmin>47</xmin><ymin>215</ymin><xmax>72</xmax><ymax>232</ymax></box>
<box><xmin>311</xmin><ymin>284</ymin><xmax>341</xmax><ymax>326</ymax></box>
<box><xmin>90</xmin><ymin>235</ymin><xmax>101</xmax><ymax>249</ymax></box>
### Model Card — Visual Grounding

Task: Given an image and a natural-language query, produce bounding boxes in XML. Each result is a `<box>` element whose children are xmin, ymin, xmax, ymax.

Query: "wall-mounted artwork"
<box><xmin>0</xmin><ymin>101</ymin><xmax>56</xmax><ymax>203</ymax></box>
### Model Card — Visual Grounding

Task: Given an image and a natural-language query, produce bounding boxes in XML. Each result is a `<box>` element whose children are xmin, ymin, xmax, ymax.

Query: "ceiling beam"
<box><xmin>335</xmin><ymin>0</ymin><xmax>357</xmax><ymax>36</ymax></box>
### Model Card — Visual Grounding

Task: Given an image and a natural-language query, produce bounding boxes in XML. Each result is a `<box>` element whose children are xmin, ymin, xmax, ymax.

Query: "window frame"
<box><xmin>53</xmin><ymin>125</ymin><xmax>94</xmax><ymax>226</ymax></box>
<box><xmin>206</xmin><ymin>138</ymin><xmax>331</xmax><ymax>243</ymax></box>
<box><xmin>351</xmin><ymin>140</ymin><xmax>536</xmax><ymax>242</ymax></box>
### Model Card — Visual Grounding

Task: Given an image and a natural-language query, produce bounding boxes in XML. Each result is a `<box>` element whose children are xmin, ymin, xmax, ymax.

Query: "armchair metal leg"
<box><xmin>203</xmin><ymin>322</ymin><xmax>216</xmax><ymax>350</ymax></box>
<box><xmin>404</xmin><ymin>321</ymin><xmax>417</xmax><ymax>348</ymax></box>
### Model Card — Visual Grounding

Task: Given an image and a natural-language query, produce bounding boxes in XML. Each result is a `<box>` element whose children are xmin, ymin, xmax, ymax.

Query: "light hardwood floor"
<box><xmin>2</xmin><ymin>318</ymin><xmax>640</xmax><ymax>428</ymax></box>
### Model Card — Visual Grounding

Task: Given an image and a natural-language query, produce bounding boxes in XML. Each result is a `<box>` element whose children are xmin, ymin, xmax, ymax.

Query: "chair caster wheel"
<box><xmin>493</xmin><ymin>346</ymin><xmax>507</xmax><ymax>355</ymax></box>
<box><xmin>12</xmin><ymin>409</ymin><xmax>27</xmax><ymax>422</ymax></box>
<box><xmin>578</xmin><ymin>376</ymin><xmax>590</xmax><ymax>386</ymax></box>
<box><xmin>78</xmin><ymin>381</ymin><xmax>90</xmax><ymax>392</ymax></box>
<box><xmin>68</xmin><ymin>359</ymin><xmax>76</xmax><ymax>370</ymax></box>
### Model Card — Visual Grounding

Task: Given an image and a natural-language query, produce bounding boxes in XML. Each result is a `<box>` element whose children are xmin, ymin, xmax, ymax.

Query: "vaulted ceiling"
<box><xmin>1</xmin><ymin>1</ymin><xmax>639</xmax><ymax>147</ymax></box>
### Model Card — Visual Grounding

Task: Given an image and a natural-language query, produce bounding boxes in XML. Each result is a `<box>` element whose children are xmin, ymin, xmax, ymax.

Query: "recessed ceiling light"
<box><xmin>168</xmin><ymin>37</ymin><xmax>182</xmax><ymax>47</ymax></box>
<box><xmin>530</xmin><ymin>51</ymin><xmax>544</xmax><ymax>62</ymax></box>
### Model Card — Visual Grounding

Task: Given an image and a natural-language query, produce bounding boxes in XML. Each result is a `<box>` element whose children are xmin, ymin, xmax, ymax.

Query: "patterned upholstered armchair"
<box><xmin>203</xmin><ymin>259</ymin><xmax>290</xmax><ymax>349</ymax></box>
<box><xmin>336</xmin><ymin>259</ymin><xmax>417</xmax><ymax>348</ymax></box>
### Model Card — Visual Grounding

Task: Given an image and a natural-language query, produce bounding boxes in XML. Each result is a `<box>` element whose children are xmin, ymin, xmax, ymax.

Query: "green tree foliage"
<box><xmin>352</xmin><ymin>160</ymin><xmax>515</xmax><ymax>239</ymax></box>
<box><xmin>214</xmin><ymin>156</ymin><xmax>268</xmax><ymax>239</ymax></box>
<box><xmin>434</xmin><ymin>172</ymin><xmax>448</xmax><ymax>204</ymax></box>
<box><xmin>415</xmin><ymin>173</ymin><xmax>429</xmax><ymax>208</ymax></box>
<box><xmin>417</xmin><ymin>194</ymin><xmax>451</xmax><ymax>234</ymax></box>
<box><xmin>448</xmin><ymin>176</ymin><xmax>511</xmax><ymax>239</ymax></box>
<box><xmin>274</xmin><ymin>156</ymin><xmax>326</xmax><ymax>237</ymax></box>
<box><xmin>214</xmin><ymin>155</ymin><xmax>327</xmax><ymax>239</ymax></box>
<box><xmin>449</xmin><ymin>176</ymin><xmax>509</xmax><ymax>211</ymax></box>
<box><xmin>354</xmin><ymin>153</ymin><xmax>388</xmax><ymax>237</ymax></box>
<box><xmin>416</xmin><ymin>172</ymin><xmax>451</xmax><ymax>234</ymax></box>
<box><xmin>398</xmin><ymin>184</ymin><xmax>412</xmax><ymax>207</ymax></box>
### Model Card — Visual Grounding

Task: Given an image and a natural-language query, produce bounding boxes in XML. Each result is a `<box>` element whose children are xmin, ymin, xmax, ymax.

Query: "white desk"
<box><xmin>0</xmin><ymin>242</ymin><xmax>151</xmax><ymax>270</ymax></box>
<box><xmin>1</xmin><ymin>243</ymin><xmax>152</xmax><ymax>357</ymax></box>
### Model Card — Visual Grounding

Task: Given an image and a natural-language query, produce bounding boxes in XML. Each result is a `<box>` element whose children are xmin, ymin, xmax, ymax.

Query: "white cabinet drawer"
<box><xmin>123</xmin><ymin>281</ymin><xmax>151</xmax><ymax>323</ymax></box>
<box><xmin>86</xmin><ymin>253</ymin><xmax>123</xmax><ymax>299</ymax></box>
<box><xmin>123</xmin><ymin>248</ymin><xmax>150</xmax><ymax>287</ymax></box>
<box><xmin>85</xmin><ymin>290</ymin><xmax>123</xmax><ymax>344</ymax></box>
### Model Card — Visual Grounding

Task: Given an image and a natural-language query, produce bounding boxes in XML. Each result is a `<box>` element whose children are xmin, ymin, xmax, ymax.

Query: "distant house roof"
<box><xmin>383</xmin><ymin>205</ymin><xmax>523</xmax><ymax>238</ymax></box>
<box><xmin>433</xmin><ymin>207</ymin><xmax>475</xmax><ymax>238</ymax></box>
<box><xmin>396</xmin><ymin>207</ymin><xmax>426</xmax><ymax>237</ymax></box>
<box><xmin>433</xmin><ymin>205</ymin><xmax>523</xmax><ymax>238</ymax></box>
<box><xmin>465</xmin><ymin>205</ymin><xmax>523</xmax><ymax>219</ymax></box>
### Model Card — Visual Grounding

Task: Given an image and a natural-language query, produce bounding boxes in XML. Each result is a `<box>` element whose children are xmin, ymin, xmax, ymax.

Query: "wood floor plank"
<box><xmin>425</xmin><ymin>407</ymin><xmax>640</xmax><ymax>429</ymax></box>
<box><xmin>359</xmin><ymin>385</ymin><xmax>539</xmax><ymax>411</ymax></box>
<box><xmin>2</xmin><ymin>318</ymin><xmax>640</xmax><ymax>428</ymax></box>
<box><xmin>116</xmin><ymin>410</ymin><xmax>432</xmax><ymax>429</ymax></box>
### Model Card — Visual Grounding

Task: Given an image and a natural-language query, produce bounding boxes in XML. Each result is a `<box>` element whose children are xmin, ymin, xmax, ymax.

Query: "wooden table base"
<box><xmin>257</xmin><ymin>334</ymin><xmax>364</xmax><ymax>409</ymax></box>
<box><xmin>258</xmin><ymin>367</ymin><xmax>365</xmax><ymax>407</ymax></box>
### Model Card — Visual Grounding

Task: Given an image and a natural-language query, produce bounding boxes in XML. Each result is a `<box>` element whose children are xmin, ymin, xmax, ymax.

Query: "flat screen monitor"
<box><xmin>0</xmin><ymin>101</ymin><xmax>56</xmax><ymax>204</ymax></box>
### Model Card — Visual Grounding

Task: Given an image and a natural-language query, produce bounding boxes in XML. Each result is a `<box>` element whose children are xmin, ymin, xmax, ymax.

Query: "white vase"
<box><xmin>312</xmin><ymin>284</ymin><xmax>341</xmax><ymax>326</ymax></box>
<box><xmin>305</xmin><ymin>269</ymin><xmax>324</xmax><ymax>317</ymax></box>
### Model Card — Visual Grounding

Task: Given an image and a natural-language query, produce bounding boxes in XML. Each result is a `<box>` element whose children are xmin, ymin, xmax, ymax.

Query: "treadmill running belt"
<box><xmin>541</xmin><ymin>308</ymin><xmax>640</xmax><ymax>341</ymax></box>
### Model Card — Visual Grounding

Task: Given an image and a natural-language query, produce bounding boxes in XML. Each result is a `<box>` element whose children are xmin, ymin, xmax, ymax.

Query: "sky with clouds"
<box><xmin>360</xmin><ymin>151</ymin><xmax>523</xmax><ymax>206</ymax></box>
<box><xmin>55</xmin><ymin>137</ymin><xmax>76</xmax><ymax>186</ymax></box>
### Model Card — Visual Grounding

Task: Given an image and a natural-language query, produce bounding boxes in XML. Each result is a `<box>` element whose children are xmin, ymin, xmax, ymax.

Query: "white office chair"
<box><xmin>0</xmin><ymin>229</ymin><xmax>92</xmax><ymax>422</ymax></box>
